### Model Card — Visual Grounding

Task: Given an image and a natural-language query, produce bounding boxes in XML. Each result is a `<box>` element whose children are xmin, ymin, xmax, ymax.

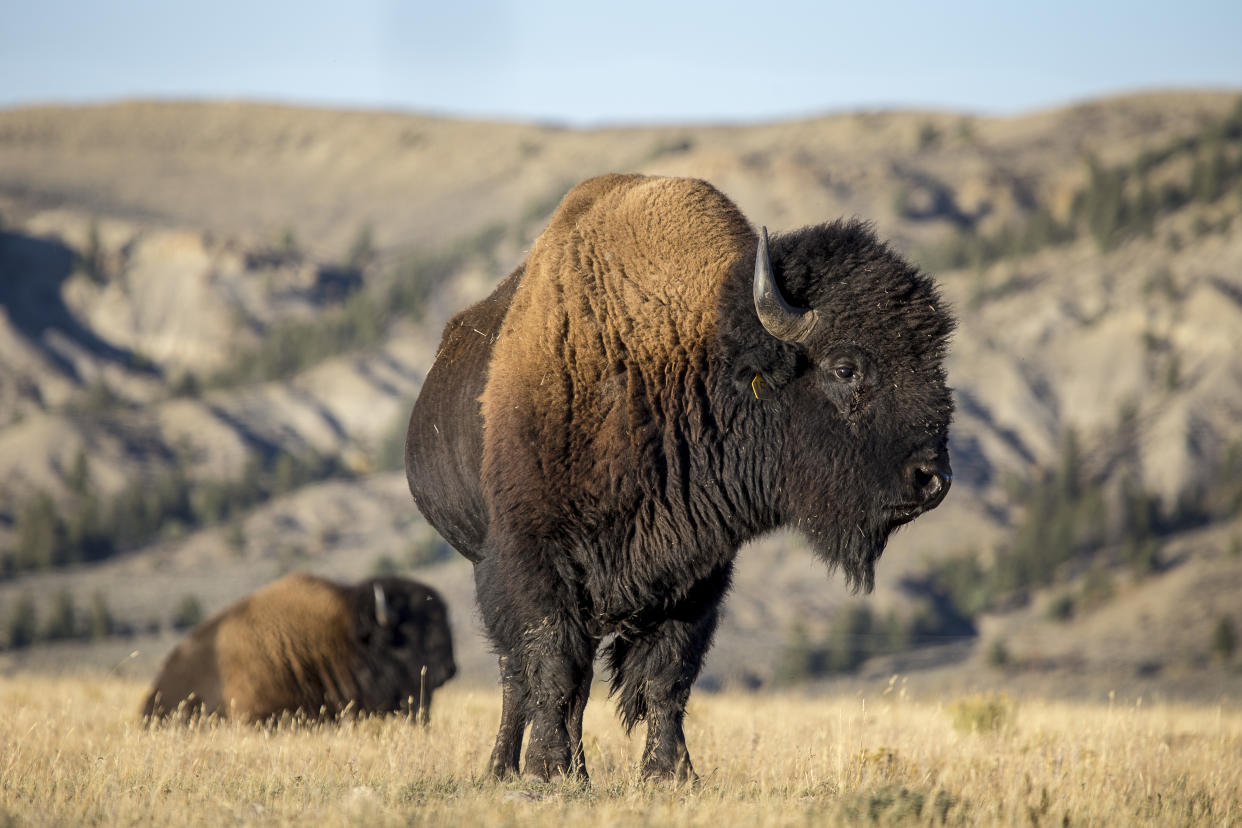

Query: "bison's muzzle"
<box><xmin>890</xmin><ymin>459</ymin><xmax>952</xmax><ymax>528</ymax></box>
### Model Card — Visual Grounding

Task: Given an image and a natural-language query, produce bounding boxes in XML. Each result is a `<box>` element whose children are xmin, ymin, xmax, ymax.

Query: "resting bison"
<box><xmin>141</xmin><ymin>573</ymin><xmax>456</xmax><ymax>723</ymax></box>
<box><xmin>406</xmin><ymin>173</ymin><xmax>954</xmax><ymax>781</ymax></box>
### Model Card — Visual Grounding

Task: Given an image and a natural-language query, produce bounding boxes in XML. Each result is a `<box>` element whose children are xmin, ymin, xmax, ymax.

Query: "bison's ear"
<box><xmin>729</xmin><ymin>338</ymin><xmax>802</xmax><ymax>398</ymax></box>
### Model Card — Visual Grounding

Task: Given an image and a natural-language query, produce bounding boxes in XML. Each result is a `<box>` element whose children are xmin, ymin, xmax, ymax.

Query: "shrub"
<box><xmin>66</xmin><ymin>450</ymin><xmax>92</xmax><ymax>495</ymax></box>
<box><xmin>15</xmin><ymin>492</ymin><xmax>65</xmax><ymax>570</ymax></box>
<box><xmin>225</xmin><ymin>520</ymin><xmax>247</xmax><ymax>556</ymax></box>
<box><xmin>345</xmin><ymin>223</ymin><xmax>375</xmax><ymax>270</ymax></box>
<box><xmin>169</xmin><ymin>372</ymin><xmax>201</xmax><ymax>398</ymax></box>
<box><xmin>75</xmin><ymin>220</ymin><xmax>106</xmax><ymax>284</ymax></box>
<box><xmin>824</xmin><ymin>605</ymin><xmax>877</xmax><ymax>673</ymax></box>
<box><xmin>772</xmin><ymin>622</ymin><xmax>821</xmax><ymax>686</ymax></box>
<box><xmin>275</xmin><ymin>544</ymin><xmax>309</xmax><ymax>575</ymax></box>
<box><xmin>986</xmin><ymin>639</ymin><xmax>1011</xmax><ymax>670</ymax></box>
<box><xmin>87</xmin><ymin>591</ymin><xmax>114</xmax><ymax>640</ymax></box>
<box><xmin>372</xmin><ymin>555</ymin><xmax>401</xmax><ymax>577</ymax></box>
<box><xmin>277</xmin><ymin>226</ymin><xmax>299</xmax><ymax>256</ymax></box>
<box><xmin>407</xmin><ymin>535</ymin><xmax>451</xmax><ymax>568</ymax></box>
<box><xmin>41</xmin><ymin>589</ymin><xmax>79</xmax><ymax>641</ymax></box>
<box><xmin>916</xmin><ymin>121</ymin><xmax>941</xmax><ymax>152</ymax></box>
<box><xmin>1080</xmin><ymin>566</ymin><xmax>1115</xmax><ymax>608</ymax></box>
<box><xmin>171</xmin><ymin>596</ymin><xmax>204</xmax><ymax>631</ymax></box>
<box><xmin>372</xmin><ymin>405</ymin><xmax>415</xmax><ymax>472</ymax></box>
<box><xmin>948</xmin><ymin>692</ymin><xmax>1016</xmax><ymax>735</ymax></box>
<box><xmin>1046</xmin><ymin>592</ymin><xmax>1075</xmax><ymax>622</ymax></box>
<box><xmin>6</xmin><ymin>595</ymin><xmax>38</xmax><ymax>650</ymax></box>
<box><xmin>1212</xmin><ymin>616</ymin><xmax>1237</xmax><ymax>664</ymax></box>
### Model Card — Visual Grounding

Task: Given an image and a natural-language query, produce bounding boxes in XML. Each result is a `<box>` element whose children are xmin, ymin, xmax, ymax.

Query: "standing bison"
<box><xmin>406</xmin><ymin>174</ymin><xmax>954</xmax><ymax>781</ymax></box>
<box><xmin>142</xmin><ymin>573</ymin><xmax>456</xmax><ymax>724</ymax></box>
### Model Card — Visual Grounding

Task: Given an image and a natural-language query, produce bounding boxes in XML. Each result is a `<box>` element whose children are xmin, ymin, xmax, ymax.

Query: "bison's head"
<box><xmin>361</xmin><ymin>578</ymin><xmax>457</xmax><ymax>691</ymax></box>
<box><xmin>724</xmin><ymin>221</ymin><xmax>954</xmax><ymax>592</ymax></box>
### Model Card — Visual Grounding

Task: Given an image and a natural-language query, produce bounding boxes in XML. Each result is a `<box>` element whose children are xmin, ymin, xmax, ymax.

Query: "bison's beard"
<box><xmin>778</xmin><ymin>422</ymin><xmax>930</xmax><ymax>593</ymax></box>
<box><xmin>783</xmin><ymin>464</ymin><xmax>909</xmax><ymax>593</ymax></box>
<box><xmin>796</xmin><ymin>509</ymin><xmax>897</xmax><ymax>594</ymax></box>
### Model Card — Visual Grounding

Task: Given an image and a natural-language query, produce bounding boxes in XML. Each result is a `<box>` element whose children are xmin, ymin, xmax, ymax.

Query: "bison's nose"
<box><xmin>909</xmin><ymin>461</ymin><xmax>951</xmax><ymax>510</ymax></box>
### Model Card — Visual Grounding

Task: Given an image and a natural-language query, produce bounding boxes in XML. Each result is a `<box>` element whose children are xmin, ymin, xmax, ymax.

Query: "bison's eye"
<box><xmin>833</xmin><ymin>361</ymin><xmax>859</xmax><ymax>381</ymax></box>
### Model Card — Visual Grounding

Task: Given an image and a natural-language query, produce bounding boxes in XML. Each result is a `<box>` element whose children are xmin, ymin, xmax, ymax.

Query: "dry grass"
<box><xmin>2</xmin><ymin>675</ymin><xmax>1240</xmax><ymax>826</ymax></box>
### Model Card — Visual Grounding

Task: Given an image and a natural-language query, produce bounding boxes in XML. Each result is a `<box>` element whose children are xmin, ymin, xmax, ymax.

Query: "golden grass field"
<box><xmin>1</xmin><ymin>675</ymin><xmax>1239</xmax><ymax>826</ymax></box>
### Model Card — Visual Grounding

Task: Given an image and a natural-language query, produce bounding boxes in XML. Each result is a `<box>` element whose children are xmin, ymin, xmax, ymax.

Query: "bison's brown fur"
<box><xmin>482</xmin><ymin>175</ymin><xmax>749</xmax><ymax>501</ymax></box>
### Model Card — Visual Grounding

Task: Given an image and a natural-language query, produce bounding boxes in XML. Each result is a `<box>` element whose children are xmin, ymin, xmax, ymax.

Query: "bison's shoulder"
<box><xmin>542</xmin><ymin>174</ymin><xmax>753</xmax><ymax>273</ymax></box>
<box><xmin>490</xmin><ymin>174</ymin><xmax>754</xmax><ymax>377</ymax></box>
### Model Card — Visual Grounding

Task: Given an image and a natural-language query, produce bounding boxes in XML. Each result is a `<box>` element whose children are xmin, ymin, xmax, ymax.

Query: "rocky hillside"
<box><xmin>1</xmin><ymin>93</ymin><xmax>1240</xmax><ymax>698</ymax></box>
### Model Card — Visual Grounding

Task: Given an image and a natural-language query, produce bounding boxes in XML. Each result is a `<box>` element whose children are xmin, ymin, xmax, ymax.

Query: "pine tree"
<box><xmin>42</xmin><ymin>589</ymin><xmax>78</xmax><ymax>641</ymax></box>
<box><xmin>7</xmin><ymin>595</ymin><xmax>38</xmax><ymax>649</ymax></box>
<box><xmin>87</xmin><ymin>591</ymin><xmax>115</xmax><ymax>640</ymax></box>
<box><xmin>1212</xmin><ymin>616</ymin><xmax>1237</xmax><ymax>664</ymax></box>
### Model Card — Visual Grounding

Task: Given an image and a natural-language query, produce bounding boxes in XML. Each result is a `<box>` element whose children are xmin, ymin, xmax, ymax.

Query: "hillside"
<box><xmin>0</xmin><ymin>92</ymin><xmax>1240</xmax><ymax>699</ymax></box>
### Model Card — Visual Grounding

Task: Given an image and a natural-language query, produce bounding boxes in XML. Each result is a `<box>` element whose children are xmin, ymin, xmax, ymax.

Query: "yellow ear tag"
<box><xmin>751</xmin><ymin>374</ymin><xmax>771</xmax><ymax>400</ymax></box>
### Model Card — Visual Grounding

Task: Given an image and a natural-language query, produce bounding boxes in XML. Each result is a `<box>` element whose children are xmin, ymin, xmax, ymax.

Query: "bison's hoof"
<box><xmin>488</xmin><ymin>762</ymin><xmax>517</xmax><ymax>781</ymax></box>
<box><xmin>641</xmin><ymin>761</ymin><xmax>698</xmax><ymax>787</ymax></box>
<box><xmin>521</xmin><ymin>755</ymin><xmax>568</xmax><ymax>783</ymax></box>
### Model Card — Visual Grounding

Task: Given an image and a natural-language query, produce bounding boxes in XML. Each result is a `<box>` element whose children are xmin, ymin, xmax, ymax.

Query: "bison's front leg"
<box><xmin>605</xmin><ymin>564</ymin><xmax>731</xmax><ymax>782</ymax></box>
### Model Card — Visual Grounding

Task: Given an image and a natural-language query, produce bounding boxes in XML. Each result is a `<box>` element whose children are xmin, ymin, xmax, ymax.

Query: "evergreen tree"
<box><xmin>41</xmin><ymin>589</ymin><xmax>78</xmax><ymax>641</ymax></box>
<box><xmin>1212</xmin><ymin>616</ymin><xmax>1237</xmax><ymax>664</ymax></box>
<box><xmin>87</xmin><ymin>591</ymin><xmax>115</xmax><ymax>640</ymax></box>
<box><xmin>346</xmin><ymin>223</ymin><xmax>376</xmax><ymax>270</ymax></box>
<box><xmin>171</xmin><ymin>595</ymin><xmax>204</xmax><ymax>631</ymax></box>
<box><xmin>67</xmin><ymin>450</ymin><xmax>91</xmax><ymax>495</ymax></box>
<box><xmin>825</xmin><ymin>605</ymin><xmax>876</xmax><ymax>673</ymax></box>
<box><xmin>15</xmin><ymin>492</ymin><xmax>65</xmax><ymax>570</ymax></box>
<box><xmin>7</xmin><ymin>595</ymin><xmax>38</xmax><ymax>649</ymax></box>
<box><xmin>773</xmin><ymin>622</ymin><xmax>821</xmax><ymax>685</ymax></box>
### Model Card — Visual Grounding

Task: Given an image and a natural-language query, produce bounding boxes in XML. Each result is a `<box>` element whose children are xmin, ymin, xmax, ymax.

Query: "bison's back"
<box><xmin>144</xmin><ymin>574</ymin><xmax>359</xmax><ymax>721</ymax></box>
<box><xmin>406</xmin><ymin>266</ymin><xmax>523</xmax><ymax>561</ymax></box>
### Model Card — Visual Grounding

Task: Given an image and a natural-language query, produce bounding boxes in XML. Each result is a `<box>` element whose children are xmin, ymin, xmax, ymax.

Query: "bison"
<box><xmin>405</xmin><ymin>173</ymin><xmax>954</xmax><ymax>781</ymax></box>
<box><xmin>142</xmin><ymin>573</ymin><xmax>456</xmax><ymax>724</ymax></box>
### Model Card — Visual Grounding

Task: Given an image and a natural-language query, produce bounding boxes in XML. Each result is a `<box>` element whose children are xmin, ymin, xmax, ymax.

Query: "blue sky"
<box><xmin>1</xmin><ymin>1</ymin><xmax>1239</xmax><ymax>125</ymax></box>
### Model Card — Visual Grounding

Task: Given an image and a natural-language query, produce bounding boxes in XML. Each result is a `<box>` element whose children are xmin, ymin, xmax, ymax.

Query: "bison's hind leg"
<box><xmin>566</xmin><ymin>660</ymin><xmax>593</xmax><ymax>781</ymax></box>
<box><xmin>476</xmin><ymin>560</ymin><xmax>598</xmax><ymax>783</ymax></box>
<box><xmin>520</xmin><ymin>649</ymin><xmax>596</xmax><ymax>782</ymax></box>
<box><xmin>488</xmin><ymin>655</ymin><xmax>529</xmax><ymax>778</ymax></box>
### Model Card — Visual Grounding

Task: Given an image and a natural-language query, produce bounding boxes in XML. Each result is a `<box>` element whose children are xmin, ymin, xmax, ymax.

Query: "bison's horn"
<box><xmin>373</xmin><ymin>583</ymin><xmax>392</xmax><ymax>627</ymax></box>
<box><xmin>753</xmin><ymin>226</ymin><xmax>819</xmax><ymax>343</ymax></box>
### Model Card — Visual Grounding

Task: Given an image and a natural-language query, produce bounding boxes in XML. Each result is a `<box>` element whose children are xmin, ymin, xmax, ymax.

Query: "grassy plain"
<box><xmin>1</xmin><ymin>675</ymin><xmax>1239</xmax><ymax>826</ymax></box>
